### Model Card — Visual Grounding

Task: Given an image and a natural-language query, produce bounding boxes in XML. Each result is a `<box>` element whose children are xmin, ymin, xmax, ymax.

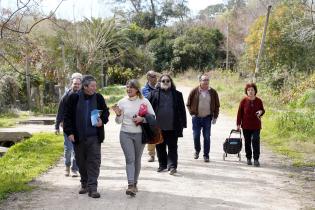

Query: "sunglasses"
<box><xmin>161</xmin><ymin>79</ymin><xmax>170</xmax><ymax>83</ymax></box>
<box><xmin>201</xmin><ymin>79</ymin><xmax>209</xmax><ymax>82</ymax></box>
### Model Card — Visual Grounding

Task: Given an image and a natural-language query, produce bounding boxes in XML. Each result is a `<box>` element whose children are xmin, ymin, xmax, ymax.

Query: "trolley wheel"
<box><xmin>223</xmin><ymin>153</ymin><xmax>226</xmax><ymax>161</ymax></box>
<box><xmin>238</xmin><ymin>153</ymin><xmax>241</xmax><ymax>161</ymax></box>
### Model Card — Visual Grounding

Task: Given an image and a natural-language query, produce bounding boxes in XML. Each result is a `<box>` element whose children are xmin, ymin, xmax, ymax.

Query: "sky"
<box><xmin>1</xmin><ymin>0</ymin><xmax>225</xmax><ymax>21</ymax></box>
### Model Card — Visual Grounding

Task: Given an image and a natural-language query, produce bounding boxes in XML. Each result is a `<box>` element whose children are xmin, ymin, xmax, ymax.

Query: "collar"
<box><xmin>128</xmin><ymin>96</ymin><xmax>138</xmax><ymax>101</ymax></box>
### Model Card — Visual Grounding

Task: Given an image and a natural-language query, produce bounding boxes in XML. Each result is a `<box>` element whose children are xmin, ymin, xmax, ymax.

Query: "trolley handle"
<box><xmin>229</xmin><ymin>129</ymin><xmax>242</xmax><ymax>139</ymax></box>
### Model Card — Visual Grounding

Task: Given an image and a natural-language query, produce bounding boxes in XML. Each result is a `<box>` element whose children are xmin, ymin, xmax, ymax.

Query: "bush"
<box><xmin>107</xmin><ymin>66</ymin><xmax>142</xmax><ymax>84</ymax></box>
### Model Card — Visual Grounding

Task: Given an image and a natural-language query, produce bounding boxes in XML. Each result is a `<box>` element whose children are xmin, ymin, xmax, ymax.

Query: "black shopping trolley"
<box><xmin>223</xmin><ymin>129</ymin><xmax>242</xmax><ymax>161</ymax></box>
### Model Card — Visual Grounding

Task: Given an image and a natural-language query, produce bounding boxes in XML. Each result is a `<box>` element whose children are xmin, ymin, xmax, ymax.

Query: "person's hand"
<box><xmin>112</xmin><ymin>105</ymin><xmax>122</xmax><ymax>116</ymax></box>
<box><xmin>237</xmin><ymin>125</ymin><xmax>241</xmax><ymax>131</ymax></box>
<box><xmin>211</xmin><ymin>118</ymin><xmax>217</xmax><ymax>125</ymax></box>
<box><xmin>256</xmin><ymin>110</ymin><xmax>263</xmax><ymax>118</ymax></box>
<box><xmin>133</xmin><ymin>115</ymin><xmax>144</xmax><ymax>125</ymax></box>
<box><xmin>55</xmin><ymin>129</ymin><xmax>60</xmax><ymax>135</ymax></box>
<box><xmin>68</xmin><ymin>134</ymin><xmax>75</xmax><ymax>142</ymax></box>
<box><xmin>96</xmin><ymin>118</ymin><xmax>103</xmax><ymax>127</ymax></box>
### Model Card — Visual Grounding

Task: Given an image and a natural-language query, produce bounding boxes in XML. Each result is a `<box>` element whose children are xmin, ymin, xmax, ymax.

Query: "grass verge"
<box><xmin>0</xmin><ymin>133</ymin><xmax>63</xmax><ymax>201</ymax></box>
<box><xmin>0</xmin><ymin>112</ymin><xmax>30</xmax><ymax>128</ymax></box>
<box><xmin>99</xmin><ymin>85</ymin><xmax>125</xmax><ymax>108</ymax></box>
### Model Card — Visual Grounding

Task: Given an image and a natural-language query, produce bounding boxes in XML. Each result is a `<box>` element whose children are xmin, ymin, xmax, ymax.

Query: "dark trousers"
<box><xmin>242</xmin><ymin>129</ymin><xmax>260</xmax><ymax>160</ymax></box>
<box><xmin>156</xmin><ymin>130</ymin><xmax>178</xmax><ymax>169</ymax></box>
<box><xmin>192</xmin><ymin>115</ymin><xmax>212</xmax><ymax>158</ymax></box>
<box><xmin>74</xmin><ymin>136</ymin><xmax>101</xmax><ymax>192</ymax></box>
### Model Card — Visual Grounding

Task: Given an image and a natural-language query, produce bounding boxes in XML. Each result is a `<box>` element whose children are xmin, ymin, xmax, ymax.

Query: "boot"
<box><xmin>126</xmin><ymin>184</ymin><xmax>136</xmax><ymax>196</ymax></box>
<box><xmin>133</xmin><ymin>182</ymin><xmax>138</xmax><ymax>192</ymax></box>
<box><xmin>65</xmin><ymin>166</ymin><xmax>70</xmax><ymax>177</ymax></box>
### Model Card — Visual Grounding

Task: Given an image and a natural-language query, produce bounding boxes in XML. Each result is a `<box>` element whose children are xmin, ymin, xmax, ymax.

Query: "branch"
<box><xmin>0</xmin><ymin>0</ymin><xmax>31</xmax><ymax>38</ymax></box>
<box><xmin>0</xmin><ymin>0</ymin><xmax>64</xmax><ymax>38</ymax></box>
<box><xmin>0</xmin><ymin>51</ymin><xmax>35</xmax><ymax>79</ymax></box>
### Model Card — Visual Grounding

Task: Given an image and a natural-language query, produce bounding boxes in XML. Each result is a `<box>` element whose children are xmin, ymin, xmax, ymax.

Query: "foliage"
<box><xmin>243</xmin><ymin>2</ymin><xmax>315</xmax><ymax>82</ymax></box>
<box><xmin>172</xmin><ymin>27</ymin><xmax>224</xmax><ymax>72</ymax></box>
<box><xmin>107</xmin><ymin>65</ymin><xmax>142</xmax><ymax>84</ymax></box>
<box><xmin>0</xmin><ymin>133</ymin><xmax>63</xmax><ymax>200</ymax></box>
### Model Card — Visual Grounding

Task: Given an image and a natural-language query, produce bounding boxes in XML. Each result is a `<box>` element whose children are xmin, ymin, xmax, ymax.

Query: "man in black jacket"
<box><xmin>55</xmin><ymin>73</ymin><xmax>82</xmax><ymax>177</ymax></box>
<box><xmin>147</xmin><ymin>74</ymin><xmax>186</xmax><ymax>175</ymax></box>
<box><xmin>64</xmin><ymin>75</ymin><xmax>109</xmax><ymax>198</ymax></box>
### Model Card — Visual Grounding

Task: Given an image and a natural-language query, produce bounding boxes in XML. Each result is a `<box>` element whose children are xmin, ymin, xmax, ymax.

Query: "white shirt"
<box><xmin>115</xmin><ymin>96</ymin><xmax>155</xmax><ymax>133</ymax></box>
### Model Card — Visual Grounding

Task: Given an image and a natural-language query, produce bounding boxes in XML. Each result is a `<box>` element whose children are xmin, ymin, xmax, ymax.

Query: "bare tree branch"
<box><xmin>0</xmin><ymin>0</ymin><xmax>64</xmax><ymax>38</ymax></box>
<box><xmin>0</xmin><ymin>0</ymin><xmax>31</xmax><ymax>38</ymax></box>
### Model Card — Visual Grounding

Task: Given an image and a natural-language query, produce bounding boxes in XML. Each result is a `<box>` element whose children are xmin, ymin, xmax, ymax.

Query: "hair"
<box><xmin>244</xmin><ymin>83</ymin><xmax>258</xmax><ymax>95</ymax></box>
<box><xmin>157</xmin><ymin>73</ymin><xmax>176</xmax><ymax>90</ymax></box>
<box><xmin>146</xmin><ymin>70</ymin><xmax>156</xmax><ymax>77</ymax></box>
<box><xmin>126</xmin><ymin>79</ymin><xmax>143</xmax><ymax>99</ymax></box>
<box><xmin>198</xmin><ymin>73</ymin><xmax>209</xmax><ymax>81</ymax></box>
<box><xmin>71</xmin><ymin>72</ymin><xmax>82</xmax><ymax>80</ymax></box>
<box><xmin>81</xmin><ymin>75</ymin><xmax>96</xmax><ymax>89</ymax></box>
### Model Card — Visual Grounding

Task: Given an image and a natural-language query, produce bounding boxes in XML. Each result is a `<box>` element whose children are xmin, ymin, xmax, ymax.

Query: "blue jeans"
<box><xmin>192</xmin><ymin>115</ymin><xmax>212</xmax><ymax>158</ymax></box>
<box><xmin>64</xmin><ymin>134</ymin><xmax>79</xmax><ymax>172</ymax></box>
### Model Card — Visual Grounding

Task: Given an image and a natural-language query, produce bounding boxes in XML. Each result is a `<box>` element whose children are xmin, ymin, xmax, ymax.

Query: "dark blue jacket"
<box><xmin>55</xmin><ymin>89</ymin><xmax>71</xmax><ymax>130</ymax></box>
<box><xmin>141</xmin><ymin>83</ymin><xmax>155</xmax><ymax>98</ymax></box>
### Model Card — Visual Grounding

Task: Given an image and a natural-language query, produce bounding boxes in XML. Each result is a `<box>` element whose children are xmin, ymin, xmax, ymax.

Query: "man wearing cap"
<box><xmin>141</xmin><ymin>70</ymin><xmax>158</xmax><ymax>162</ymax></box>
<box><xmin>55</xmin><ymin>73</ymin><xmax>82</xmax><ymax>177</ymax></box>
<box><xmin>64</xmin><ymin>75</ymin><xmax>110</xmax><ymax>198</ymax></box>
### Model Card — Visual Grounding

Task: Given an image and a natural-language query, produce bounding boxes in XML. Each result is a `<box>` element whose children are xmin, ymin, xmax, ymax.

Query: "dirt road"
<box><xmin>0</xmin><ymin>87</ymin><xmax>314</xmax><ymax>210</ymax></box>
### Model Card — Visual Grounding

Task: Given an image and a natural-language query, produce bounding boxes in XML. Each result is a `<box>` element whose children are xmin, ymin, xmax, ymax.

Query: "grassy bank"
<box><xmin>0</xmin><ymin>133</ymin><xmax>63</xmax><ymax>200</ymax></box>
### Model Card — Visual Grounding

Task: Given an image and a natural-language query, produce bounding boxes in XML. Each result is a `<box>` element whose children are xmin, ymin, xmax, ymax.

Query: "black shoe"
<box><xmin>204</xmin><ymin>156</ymin><xmax>210</xmax><ymax>162</ymax></box>
<box><xmin>169</xmin><ymin>168</ymin><xmax>177</xmax><ymax>175</ymax></box>
<box><xmin>194</xmin><ymin>152</ymin><xmax>199</xmax><ymax>159</ymax></box>
<box><xmin>88</xmin><ymin>191</ymin><xmax>100</xmax><ymax>198</ymax></box>
<box><xmin>247</xmin><ymin>159</ymin><xmax>252</xmax><ymax>165</ymax></box>
<box><xmin>157</xmin><ymin>167</ymin><xmax>167</xmax><ymax>172</ymax></box>
<box><xmin>254</xmin><ymin>160</ymin><xmax>260</xmax><ymax>167</ymax></box>
<box><xmin>79</xmin><ymin>187</ymin><xmax>88</xmax><ymax>194</ymax></box>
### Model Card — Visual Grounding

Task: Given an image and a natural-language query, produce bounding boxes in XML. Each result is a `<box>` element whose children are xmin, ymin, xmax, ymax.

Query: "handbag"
<box><xmin>141</xmin><ymin>114</ymin><xmax>164</xmax><ymax>145</ymax></box>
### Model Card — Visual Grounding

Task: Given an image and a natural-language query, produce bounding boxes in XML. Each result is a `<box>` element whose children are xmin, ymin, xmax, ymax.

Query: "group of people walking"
<box><xmin>55</xmin><ymin>70</ymin><xmax>265</xmax><ymax>198</ymax></box>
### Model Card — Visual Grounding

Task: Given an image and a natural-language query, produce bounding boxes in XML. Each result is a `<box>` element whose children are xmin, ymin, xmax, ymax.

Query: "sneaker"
<box><xmin>126</xmin><ymin>185</ymin><xmax>136</xmax><ymax>196</ymax></box>
<box><xmin>204</xmin><ymin>156</ymin><xmax>210</xmax><ymax>162</ymax></box>
<box><xmin>78</xmin><ymin>187</ymin><xmax>88</xmax><ymax>194</ymax></box>
<box><xmin>157</xmin><ymin>167</ymin><xmax>167</xmax><ymax>172</ymax></box>
<box><xmin>88</xmin><ymin>191</ymin><xmax>100</xmax><ymax>198</ymax></box>
<box><xmin>65</xmin><ymin>166</ymin><xmax>70</xmax><ymax>177</ymax></box>
<box><xmin>194</xmin><ymin>152</ymin><xmax>199</xmax><ymax>159</ymax></box>
<box><xmin>169</xmin><ymin>168</ymin><xmax>177</xmax><ymax>175</ymax></box>
<box><xmin>148</xmin><ymin>156</ymin><xmax>155</xmax><ymax>162</ymax></box>
<box><xmin>72</xmin><ymin>171</ymin><xmax>79</xmax><ymax>177</ymax></box>
<box><xmin>254</xmin><ymin>160</ymin><xmax>260</xmax><ymax>167</ymax></box>
<box><xmin>247</xmin><ymin>159</ymin><xmax>252</xmax><ymax>165</ymax></box>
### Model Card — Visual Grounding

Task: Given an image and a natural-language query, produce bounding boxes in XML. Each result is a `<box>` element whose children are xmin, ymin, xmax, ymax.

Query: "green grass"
<box><xmin>99</xmin><ymin>85</ymin><xmax>125</xmax><ymax>107</ymax></box>
<box><xmin>0</xmin><ymin>112</ymin><xmax>30</xmax><ymax>128</ymax></box>
<box><xmin>0</xmin><ymin>133</ymin><xmax>63</xmax><ymax>200</ymax></box>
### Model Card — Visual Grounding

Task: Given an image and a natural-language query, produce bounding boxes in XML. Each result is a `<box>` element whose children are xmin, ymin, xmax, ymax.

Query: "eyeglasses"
<box><xmin>148</xmin><ymin>75</ymin><xmax>156</xmax><ymax>78</ymax></box>
<box><xmin>161</xmin><ymin>80</ymin><xmax>170</xmax><ymax>83</ymax></box>
<box><xmin>201</xmin><ymin>79</ymin><xmax>209</xmax><ymax>82</ymax></box>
